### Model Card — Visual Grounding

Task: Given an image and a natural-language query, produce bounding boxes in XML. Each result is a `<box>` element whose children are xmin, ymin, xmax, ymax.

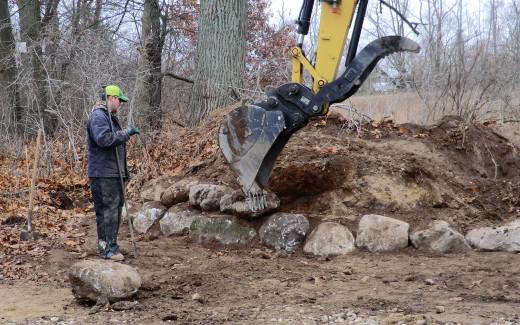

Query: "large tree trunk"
<box><xmin>188</xmin><ymin>0</ymin><xmax>247</xmax><ymax>126</ymax></box>
<box><xmin>0</xmin><ymin>0</ymin><xmax>21</xmax><ymax>133</ymax></box>
<box><xmin>133</xmin><ymin>0</ymin><xmax>164</xmax><ymax>130</ymax></box>
<box><xmin>19</xmin><ymin>0</ymin><xmax>56</xmax><ymax>134</ymax></box>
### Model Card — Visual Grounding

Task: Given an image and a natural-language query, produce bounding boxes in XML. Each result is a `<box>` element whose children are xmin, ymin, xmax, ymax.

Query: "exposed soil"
<box><xmin>2</xmin><ymin>111</ymin><xmax>520</xmax><ymax>324</ymax></box>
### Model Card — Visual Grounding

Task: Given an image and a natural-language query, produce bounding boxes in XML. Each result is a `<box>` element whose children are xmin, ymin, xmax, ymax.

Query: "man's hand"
<box><xmin>126</xmin><ymin>126</ymin><xmax>141</xmax><ymax>136</ymax></box>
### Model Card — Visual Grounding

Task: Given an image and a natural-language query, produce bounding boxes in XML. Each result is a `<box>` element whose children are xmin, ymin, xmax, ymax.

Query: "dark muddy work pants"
<box><xmin>89</xmin><ymin>177</ymin><xmax>124</xmax><ymax>256</ymax></box>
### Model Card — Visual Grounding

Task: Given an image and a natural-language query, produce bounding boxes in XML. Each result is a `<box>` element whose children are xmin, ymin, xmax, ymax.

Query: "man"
<box><xmin>87</xmin><ymin>85</ymin><xmax>140</xmax><ymax>261</ymax></box>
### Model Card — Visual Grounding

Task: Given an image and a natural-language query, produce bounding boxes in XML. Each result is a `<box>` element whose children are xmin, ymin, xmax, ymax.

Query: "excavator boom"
<box><xmin>219</xmin><ymin>0</ymin><xmax>420</xmax><ymax>210</ymax></box>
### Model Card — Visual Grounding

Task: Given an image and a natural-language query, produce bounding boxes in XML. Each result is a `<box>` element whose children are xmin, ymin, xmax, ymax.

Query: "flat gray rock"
<box><xmin>140</xmin><ymin>176</ymin><xmax>180</xmax><ymax>202</ymax></box>
<box><xmin>411</xmin><ymin>220</ymin><xmax>470</xmax><ymax>253</ymax></box>
<box><xmin>69</xmin><ymin>259</ymin><xmax>141</xmax><ymax>303</ymax></box>
<box><xmin>303</xmin><ymin>222</ymin><xmax>356</xmax><ymax>257</ymax></box>
<box><xmin>160</xmin><ymin>178</ymin><xmax>199</xmax><ymax>208</ymax></box>
<box><xmin>133</xmin><ymin>201</ymin><xmax>167</xmax><ymax>234</ymax></box>
<box><xmin>160</xmin><ymin>204</ymin><xmax>201</xmax><ymax>236</ymax></box>
<box><xmin>189</xmin><ymin>184</ymin><xmax>233</xmax><ymax>211</ymax></box>
<box><xmin>356</xmin><ymin>214</ymin><xmax>409</xmax><ymax>252</ymax></box>
<box><xmin>259</xmin><ymin>213</ymin><xmax>309</xmax><ymax>251</ymax></box>
<box><xmin>190</xmin><ymin>217</ymin><xmax>257</xmax><ymax>246</ymax></box>
<box><xmin>466</xmin><ymin>224</ymin><xmax>520</xmax><ymax>252</ymax></box>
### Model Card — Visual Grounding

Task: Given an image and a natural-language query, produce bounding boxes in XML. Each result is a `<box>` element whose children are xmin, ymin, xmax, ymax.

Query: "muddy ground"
<box><xmin>2</xmin><ymin>227</ymin><xmax>520</xmax><ymax>324</ymax></box>
<box><xmin>1</xmin><ymin>111</ymin><xmax>520</xmax><ymax>324</ymax></box>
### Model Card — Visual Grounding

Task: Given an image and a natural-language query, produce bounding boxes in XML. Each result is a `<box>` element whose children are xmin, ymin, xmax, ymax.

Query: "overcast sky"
<box><xmin>270</xmin><ymin>0</ymin><xmax>299</xmax><ymax>21</ymax></box>
<box><xmin>270</xmin><ymin>0</ymin><xmax>482</xmax><ymax>23</ymax></box>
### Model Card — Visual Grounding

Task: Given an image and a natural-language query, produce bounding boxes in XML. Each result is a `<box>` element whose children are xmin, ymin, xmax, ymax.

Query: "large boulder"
<box><xmin>133</xmin><ymin>201</ymin><xmax>167</xmax><ymax>234</ymax></box>
<box><xmin>190</xmin><ymin>217</ymin><xmax>257</xmax><ymax>246</ymax></box>
<box><xmin>466</xmin><ymin>223</ymin><xmax>520</xmax><ymax>252</ymax></box>
<box><xmin>259</xmin><ymin>213</ymin><xmax>309</xmax><ymax>251</ymax></box>
<box><xmin>140</xmin><ymin>176</ymin><xmax>180</xmax><ymax>202</ymax></box>
<box><xmin>160</xmin><ymin>204</ymin><xmax>201</xmax><ymax>236</ymax></box>
<box><xmin>220</xmin><ymin>191</ymin><xmax>280</xmax><ymax>218</ymax></box>
<box><xmin>160</xmin><ymin>178</ymin><xmax>199</xmax><ymax>208</ymax></box>
<box><xmin>410</xmin><ymin>220</ymin><xmax>470</xmax><ymax>253</ymax></box>
<box><xmin>69</xmin><ymin>260</ymin><xmax>141</xmax><ymax>303</ymax></box>
<box><xmin>356</xmin><ymin>214</ymin><xmax>409</xmax><ymax>252</ymax></box>
<box><xmin>189</xmin><ymin>184</ymin><xmax>233</xmax><ymax>211</ymax></box>
<box><xmin>303</xmin><ymin>222</ymin><xmax>356</xmax><ymax>257</ymax></box>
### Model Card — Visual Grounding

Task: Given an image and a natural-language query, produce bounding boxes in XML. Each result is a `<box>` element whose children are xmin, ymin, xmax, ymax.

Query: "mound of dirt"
<box><xmin>181</xmin><ymin>112</ymin><xmax>520</xmax><ymax>234</ymax></box>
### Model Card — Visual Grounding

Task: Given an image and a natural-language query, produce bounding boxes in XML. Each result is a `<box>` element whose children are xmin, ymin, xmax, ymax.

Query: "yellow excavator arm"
<box><xmin>292</xmin><ymin>0</ymin><xmax>357</xmax><ymax>92</ymax></box>
<box><xmin>219</xmin><ymin>0</ymin><xmax>420</xmax><ymax>211</ymax></box>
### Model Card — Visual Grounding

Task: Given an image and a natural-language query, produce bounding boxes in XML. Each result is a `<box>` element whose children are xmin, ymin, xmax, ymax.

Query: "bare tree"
<box><xmin>0</xmin><ymin>0</ymin><xmax>21</xmax><ymax>134</ymax></box>
<box><xmin>369</xmin><ymin>0</ymin><xmax>415</xmax><ymax>89</ymax></box>
<box><xmin>188</xmin><ymin>0</ymin><xmax>248</xmax><ymax>126</ymax></box>
<box><xmin>133</xmin><ymin>0</ymin><xmax>166</xmax><ymax>130</ymax></box>
<box><xmin>410</xmin><ymin>0</ymin><xmax>502</xmax><ymax>122</ymax></box>
<box><xmin>42</xmin><ymin>0</ymin><xmax>61</xmax><ymax>79</ymax></box>
<box><xmin>19</xmin><ymin>0</ymin><xmax>56</xmax><ymax>134</ymax></box>
<box><xmin>419</xmin><ymin>0</ymin><xmax>448</xmax><ymax>77</ymax></box>
<box><xmin>491</xmin><ymin>0</ymin><xmax>520</xmax><ymax>121</ymax></box>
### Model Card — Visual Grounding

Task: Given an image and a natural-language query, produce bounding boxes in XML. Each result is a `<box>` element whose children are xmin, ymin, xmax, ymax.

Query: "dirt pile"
<box><xmin>183</xmin><ymin>112</ymin><xmax>520</xmax><ymax>233</ymax></box>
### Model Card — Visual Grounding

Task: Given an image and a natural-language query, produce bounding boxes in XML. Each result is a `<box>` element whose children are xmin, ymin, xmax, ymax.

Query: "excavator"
<box><xmin>219</xmin><ymin>0</ymin><xmax>420</xmax><ymax>210</ymax></box>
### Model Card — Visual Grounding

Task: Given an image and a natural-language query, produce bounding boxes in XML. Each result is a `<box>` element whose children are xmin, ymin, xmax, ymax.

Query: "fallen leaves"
<box><xmin>0</xmin><ymin>147</ymin><xmax>89</xmax><ymax>281</ymax></box>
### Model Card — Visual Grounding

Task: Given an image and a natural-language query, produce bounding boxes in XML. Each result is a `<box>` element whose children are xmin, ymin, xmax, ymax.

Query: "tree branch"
<box><xmin>378</xmin><ymin>0</ymin><xmax>420</xmax><ymax>35</ymax></box>
<box><xmin>163</xmin><ymin>72</ymin><xmax>193</xmax><ymax>84</ymax></box>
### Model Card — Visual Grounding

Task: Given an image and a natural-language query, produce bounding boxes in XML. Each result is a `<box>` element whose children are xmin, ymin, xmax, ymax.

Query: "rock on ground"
<box><xmin>133</xmin><ymin>201</ymin><xmax>167</xmax><ymax>234</ymax></box>
<box><xmin>160</xmin><ymin>178</ymin><xmax>199</xmax><ymax>208</ymax></box>
<box><xmin>190</xmin><ymin>217</ymin><xmax>257</xmax><ymax>246</ymax></box>
<box><xmin>69</xmin><ymin>259</ymin><xmax>141</xmax><ymax>303</ymax></box>
<box><xmin>140</xmin><ymin>176</ymin><xmax>180</xmax><ymax>202</ymax></box>
<box><xmin>410</xmin><ymin>220</ymin><xmax>470</xmax><ymax>253</ymax></box>
<box><xmin>160</xmin><ymin>204</ymin><xmax>201</xmax><ymax>236</ymax></box>
<box><xmin>189</xmin><ymin>184</ymin><xmax>232</xmax><ymax>211</ymax></box>
<box><xmin>356</xmin><ymin>214</ymin><xmax>409</xmax><ymax>252</ymax></box>
<box><xmin>303</xmin><ymin>222</ymin><xmax>356</xmax><ymax>257</ymax></box>
<box><xmin>259</xmin><ymin>213</ymin><xmax>310</xmax><ymax>251</ymax></box>
<box><xmin>466</xmin><ymin>223</ymin><xmax>520</xmax><ymax>252</ymax></box>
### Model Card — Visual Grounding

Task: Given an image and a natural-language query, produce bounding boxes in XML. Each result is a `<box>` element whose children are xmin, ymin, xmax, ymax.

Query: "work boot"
<box><xmin>106</xmin><ymin>251</ymin><xmax>124</xmax><ymax>261</ymax></box>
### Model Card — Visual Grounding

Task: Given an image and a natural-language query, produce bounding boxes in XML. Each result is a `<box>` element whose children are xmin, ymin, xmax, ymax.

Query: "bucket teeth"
<box><xmin>246</xmin><ymin>191</ymin><xmax>267</xmax><ymax>212</ymax></box>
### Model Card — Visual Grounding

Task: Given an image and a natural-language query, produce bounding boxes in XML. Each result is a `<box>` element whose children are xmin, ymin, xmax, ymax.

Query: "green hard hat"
<box><xmin>104</xmin><ymin>84</ymin><xmax>129</xmax><ymax>102</ymax></box>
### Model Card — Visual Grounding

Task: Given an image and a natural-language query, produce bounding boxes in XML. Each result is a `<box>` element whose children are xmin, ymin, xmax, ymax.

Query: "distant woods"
<box><xmin>365</xmin><ymin>0</ymin><xmax>520</xmax><ymax>122</ymax></box>
<box><xmin>0</xmin><ymin>0</ymin><xmax>518</xmax><ymax>150</ymax></box>
<box><xmin>0</xmin><ymin>0</ymin><xmax>294</xmax><ymax>143</ymax></box>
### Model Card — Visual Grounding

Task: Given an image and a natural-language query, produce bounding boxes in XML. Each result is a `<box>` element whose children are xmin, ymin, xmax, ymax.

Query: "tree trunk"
<box><xmin>133</xmin><ymin>0</ymin><xmax>164</xmax><ymax>130</ymax></box>
<box><xmin>42</xmin><ymin>0</ymin><xmax>60</xmax><ymax>80</ymax></box>
<box><xmin>0</xmin><ymin>0</ymin><xmax>21</xmax><ymax>133</ymax></box>
<box><xmin>59</xmin><ymin>0</ymin><xmax>84</xmax><ymax>80</ymax></box>
<box><xmin>19</xmin><ymin>0</ymin><xmax>56</xmax><ymax>134</ymax></box>
<box><xmin>94</xmin><ymin>0</ymin><xmax>102</xmax><ymax>29</ymax></box>
<box><xmin>188</xmin><ymin>0</ymin><xmax>247</xmax><ymax>126</ymax></box>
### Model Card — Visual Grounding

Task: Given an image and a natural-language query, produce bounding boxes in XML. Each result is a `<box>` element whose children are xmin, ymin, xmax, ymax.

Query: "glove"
<box><xmin>126</xmin><ymin>126</ymin><xmax>141</xmax><ymax>136</ymax></box>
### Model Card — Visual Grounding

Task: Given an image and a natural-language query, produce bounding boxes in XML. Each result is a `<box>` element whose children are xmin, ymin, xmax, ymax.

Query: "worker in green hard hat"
<box><xmin>87</xmin><ymin>85</ymin><xmax>139</xmax><ymax>261</ymax></box>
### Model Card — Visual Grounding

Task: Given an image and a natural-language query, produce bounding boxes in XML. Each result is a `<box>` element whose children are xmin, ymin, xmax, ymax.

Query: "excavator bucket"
<box><xmin>219</xmin><ymin>36</ymin><xmax>420</xmax><ymax>210</ymax></box>
<box><xmin>219</xmin><ymin>105</ymin><xmax>288</xmax><ymax>194</ymax></box>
